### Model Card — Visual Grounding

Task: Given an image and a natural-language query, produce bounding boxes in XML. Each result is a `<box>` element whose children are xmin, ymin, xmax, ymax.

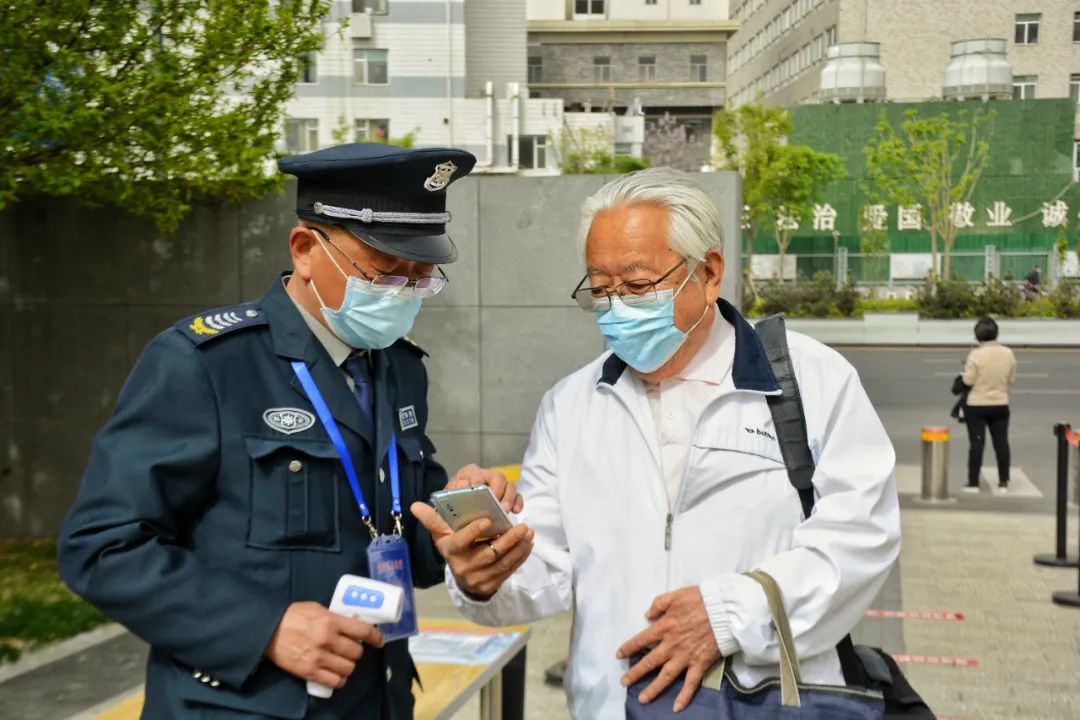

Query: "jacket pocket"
<box><xmin>244</xmin><ymin>435</ymin><xmax>341</xmax><ymax>552</ymax></box>
<box><xmin>682</xmin><ymin>429</ymin><xmax>790</xmax><ymax>511</ymax></box>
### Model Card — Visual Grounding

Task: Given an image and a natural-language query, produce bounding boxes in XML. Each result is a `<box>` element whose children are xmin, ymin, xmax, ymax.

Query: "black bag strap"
<box><xmin>754</xmin><ymin>315</ymin><xmax>867</xmax><ymax>688</ymax></box>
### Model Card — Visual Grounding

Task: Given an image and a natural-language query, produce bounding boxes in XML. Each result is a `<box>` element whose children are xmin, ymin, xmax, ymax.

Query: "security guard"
<box><xmin>58</xmin><ymin>143</ymin><xmax>476</xmax><ymax>719</ymax></box>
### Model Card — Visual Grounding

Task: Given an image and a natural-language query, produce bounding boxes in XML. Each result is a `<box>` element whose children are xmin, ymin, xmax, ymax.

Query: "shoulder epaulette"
<box><xmin>395</xmin><ymin>335</ymin><xmax>428</xmax><ymax>357</ymax></box>
<box><xmin>175</xmin><ymin>302</ymin><xmax>267</xmax><ymax>346</ymax></box>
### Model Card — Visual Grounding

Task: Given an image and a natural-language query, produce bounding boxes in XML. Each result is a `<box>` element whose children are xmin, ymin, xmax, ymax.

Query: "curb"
<box><xmin>0</xmin><ymin>623</ymin><xmax>126</xmax><ymax>684</ymax></box>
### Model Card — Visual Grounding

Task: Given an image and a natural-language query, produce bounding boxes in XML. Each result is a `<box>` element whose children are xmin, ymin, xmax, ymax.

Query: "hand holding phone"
<box><xmin>429</xmin><ymin>485</ymin><xmax>514</xmax><ymax>540</ymax></box>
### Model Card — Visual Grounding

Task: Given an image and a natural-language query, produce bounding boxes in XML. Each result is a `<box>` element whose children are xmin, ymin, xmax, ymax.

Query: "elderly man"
<box><xmin>58</xmin><ymin>143</ymin><xmax>490</xmax><ymax>719</ymax></box>
<box><xmin>412</xmin><ymin>167</ymin><xmax>900</xmax><ymax>719</ymax></box>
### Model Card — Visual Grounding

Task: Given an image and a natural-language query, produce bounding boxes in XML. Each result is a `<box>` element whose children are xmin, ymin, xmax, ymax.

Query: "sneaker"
<box><xmin>960</xmin><ymin>485</ymin><xmax>981</xmax><ymax>494</ymax></box>
<box><xmin>998</xmin><ymin>482</ymin><xmax>1009</xmax><ymax>493</ymax></box>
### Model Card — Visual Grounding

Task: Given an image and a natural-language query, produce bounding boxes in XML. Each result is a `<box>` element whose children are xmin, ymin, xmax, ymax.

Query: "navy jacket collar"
<box><xmin>598</xmin><ymin>298</ymin><xmax>780</xmax><ymax>393</ymax></box>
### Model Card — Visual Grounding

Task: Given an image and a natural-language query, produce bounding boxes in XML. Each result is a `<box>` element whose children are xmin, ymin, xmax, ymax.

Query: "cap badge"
<box><xmin>423</xmin><ymin>161</ymin><xmax>458</xmax><ymax>192</ymax></box>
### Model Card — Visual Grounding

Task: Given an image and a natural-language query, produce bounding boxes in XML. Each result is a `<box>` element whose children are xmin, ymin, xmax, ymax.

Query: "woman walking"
<box><xmin>961</xmin><ymin>317</ymin><xmax>1017</xmax><ymax>492</ymax></box>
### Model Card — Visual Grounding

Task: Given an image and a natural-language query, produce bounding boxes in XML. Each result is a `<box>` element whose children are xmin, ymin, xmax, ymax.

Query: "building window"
<box><xmin>646</xmin><ymin>0</ymin><xmax>657</xmax><ymax>5</ymax></box>
<box><xmin>1074</xmin><ymin>141</ymin><xmax>1080</xmax><ymax>181</ymax></box>
<box><xmin>298</xmin><ymin>52</ymin><xmax>317</xmax><ymax>84</ymax></box>
<box><xmin>1014</xmin><ymin>13</ymin><xmax>1040</xmax><ymax>44</ymax></box>
<box><xmin>690</xmin><ymin>0</ymin><xmax>702</xmax><ymax>5</ymax></box>
<box><xmin>528</xmin><ymin>55</ymin><xmax>543</xmax><ymax>84</ymax></box>
<box><xmin>1071</xmin><ymin>73</ymin><xmax>1080</xmax><ymax>103</ymax></box>
<box><xmin>352</xmin><ymin>0</ymin><xmax>387</xmax><ymax>13</ymax></box>
<box><xmin>1012</xmin><ymin>74</ymin><xmax>1037</xmax><ymax>99</ymax></box>
<box><xmin>355</xmin><ymin>118</ymin><xmax>389</xmax><ymax>142</ymax></box>
<box><xmin>826</xmin><ymin>25</ymin><xmax>837</xmax><ymax>46</ymax></box>
<box><xmin>638</xmin><ymin>56</ymin><xmax>656</xmax><ymax>82</ymax></box>
<box><xmin>354</xmin><ymin>49</ymin><xmax>389</xmax><ymax>85</ymax></box>
<box><xmin>575</xmin><ymin>0</ymin><xmax>604</xmax><ymax>15</ymax></box>
<box><xmin>285</xmin><ymin>119</ymin><xmax>319</xmax><ymax>153</ymax></box>
<box><xmin>690</xmin><ymin>55</ymin><xmax>708</xmax><ymax>82</ymax></box>
<box><xmin>517</xmin><ymin>135</ymin><xmax>548</xmax><ymax>169</ymax></box>
<box><xmin>1074</xmin><ymin>12</ymin><xmax>1080</xmax><ymax>42</ymax></box>
<box><xmin>593</xmin><ymin>56</ymin><xmax>611</xmax><ymax>83</ymax></box>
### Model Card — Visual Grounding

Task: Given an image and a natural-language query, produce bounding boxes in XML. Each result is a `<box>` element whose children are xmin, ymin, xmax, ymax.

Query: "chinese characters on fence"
<box><xmin>765</xmin><ymin>201</ymin><xmax>1072</xmax><ymax>233</ymax></box>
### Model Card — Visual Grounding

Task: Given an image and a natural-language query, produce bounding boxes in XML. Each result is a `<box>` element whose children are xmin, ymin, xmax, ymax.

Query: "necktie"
<box><xmin>343</xmin><ymin>354</ymin><xmax>374</xmax><ymax>436</ymax></box>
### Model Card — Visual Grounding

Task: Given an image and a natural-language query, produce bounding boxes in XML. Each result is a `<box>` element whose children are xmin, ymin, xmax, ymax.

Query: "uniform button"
<box><xmin>193</xmin><ymin>670</ymin><xmax>202</xmax><ymax>679</ymax></box>
<box><xmin>386</xmin><ymin>667</ymin><xmax>393</xmax><ymax>682</ymax></box>
<box><xmin>379</xmin><ymin>468</ymin><xmax>386</xmax><ymax>483</ymax></box>
<box><xmin>201</xmin><ymin>675</ymin><xmax>211</xmax><ymax>684</ymax></box>
<box><xmin>210</xmin><ymin>680</ymin><xmax>221</xmax><ymax>688</ymax></box>
<box><xmin>245</xmin><ymin>309</ymin><xmax>258</xmax><ymax>318</ymax></box>
<box><xmin>288</xmin><ymin>460</ymin><xmax>303</xmax><ymax>472</ymax></box>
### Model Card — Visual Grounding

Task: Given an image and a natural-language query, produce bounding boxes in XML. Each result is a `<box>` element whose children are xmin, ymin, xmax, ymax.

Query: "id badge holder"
<box><xmin>366</xmin><ymin>535</ymin><xmax>418</xmax><ymax>642</ymax></box>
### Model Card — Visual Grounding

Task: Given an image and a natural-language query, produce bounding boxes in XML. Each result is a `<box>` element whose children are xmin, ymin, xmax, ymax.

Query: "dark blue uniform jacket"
<box><xmin>58</xmin><ymin>275</ymin><xmax>448</xmax><ymax>719</ymax></box>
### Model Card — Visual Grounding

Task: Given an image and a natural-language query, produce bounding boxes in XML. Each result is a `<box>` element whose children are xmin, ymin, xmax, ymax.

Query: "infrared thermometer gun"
<box><xmin>306</xmin><ymin>575</ymin><xmax>405</xmax><ymax>699</ymax></box>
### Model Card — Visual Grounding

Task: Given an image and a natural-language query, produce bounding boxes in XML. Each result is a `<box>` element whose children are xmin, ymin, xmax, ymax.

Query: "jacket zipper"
<box><xmin>664</xmin><ymin>513</ymin><xmax>673</xmax><ymax>550</ymax></box>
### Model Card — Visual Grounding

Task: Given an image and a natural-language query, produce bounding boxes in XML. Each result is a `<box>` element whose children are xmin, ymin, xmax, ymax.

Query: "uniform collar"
<box><xmin>598</xmin><ymin>298</ymin><xmax>780</xmax><ymax>394</ymax></box>
<box><xmin>282</xmin><ymin>275</ymin><xmax>354</xmax><ymax>368</ymax></box>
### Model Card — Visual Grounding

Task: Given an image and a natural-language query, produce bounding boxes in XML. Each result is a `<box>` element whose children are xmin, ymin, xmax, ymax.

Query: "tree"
<box><xmin>765</xmin><ymin>146</ymin><xmax>844</xmax><ymax>277</ymax></box>
<box><xmin>864</xmin><ymin>107</ymin><xmax>995</xmax><ymax>280</ymax></box>
<box><xmin>646</xmin><ymin>112</ymin><xmax>696</xmax><ymax>171</ymax></box>
<box><xmin>556</xmin><ymin>124</ymin><xmax>649</xmax><ymax>175</ymax></box>
<box><xmin>0</xmin><ymin>0</ymin><xmax>332</xmax><ymax>232</ymax></box>
<box><xmin>713</xmin><ymin>100</ymin><xmax>843</xmax><ymax>286</ymax></box>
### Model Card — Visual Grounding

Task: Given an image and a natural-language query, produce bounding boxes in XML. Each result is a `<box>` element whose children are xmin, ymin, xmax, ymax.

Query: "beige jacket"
<box><xmin>963</xmin><ymin>341</ymin><xmax>1016</xmax><ymax>406</ymax></box>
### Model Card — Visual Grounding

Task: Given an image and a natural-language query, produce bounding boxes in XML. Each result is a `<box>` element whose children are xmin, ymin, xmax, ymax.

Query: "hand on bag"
<box><xmin>410</xmin><ymin>503</ymin><xmax>534</xmax><ymax>600</ymax></box>
<box><xmin>617</xmin><ymin>586</ymin><xmax>722</xmax><ymax>713</ymax></box>
<box><xmin>447</xmin><ymin>463</ymin><xmax>524</xmax><ymax>514</ymax></box>
<box><xmin>265</xmin><ymin>601</ymin><xmax>384</xmax><ymax>689</ymax></box>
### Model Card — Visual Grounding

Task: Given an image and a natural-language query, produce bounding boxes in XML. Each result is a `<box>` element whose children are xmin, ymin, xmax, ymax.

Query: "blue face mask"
<box><xmin>311</xmin><ymin>236</ymin><xmax>422</xmax><ymax>350</ymax></box>
<box><xmin>595</xmin><ymin>265</ymin><xmax>706</xmax><ymax>373</ymax></box>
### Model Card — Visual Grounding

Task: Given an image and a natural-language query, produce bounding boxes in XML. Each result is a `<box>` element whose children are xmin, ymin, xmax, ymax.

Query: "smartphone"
<box><xmin>430</xmin><ymin>485</ymin><xmax>514</xmax><ymax>540</ymax></box>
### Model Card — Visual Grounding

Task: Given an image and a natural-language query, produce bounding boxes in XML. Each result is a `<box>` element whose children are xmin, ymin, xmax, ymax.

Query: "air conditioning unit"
<box><xmin>350</xmin><ymin>13</ymin><xmax>373</xmax><ymax>38</ymax></box>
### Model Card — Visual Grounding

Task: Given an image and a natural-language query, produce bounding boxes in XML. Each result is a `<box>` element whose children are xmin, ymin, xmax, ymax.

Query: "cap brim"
<box><xmin>344</xmin><ymin>224</ymin><xmax>458</xmax><ymax>265</ymax></box>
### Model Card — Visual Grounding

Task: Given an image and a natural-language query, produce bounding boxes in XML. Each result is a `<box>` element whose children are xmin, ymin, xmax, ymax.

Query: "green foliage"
<box><xmin>713</xmin><ymin>101</ymin><xmax>844</xmax><ymax>269</ymax></box>
<box><xmin>1050</xmin><ymin>280</ymin><xmax>1080</xmax><ymax>319</ymax></box>
<box><xmin>863</xmin><ymin>107</ymin><xmax>995</xmax><ymax>279</ymax></box>
<box><xmin>557</xmin><ymin>124</ymin><xmax>650</xmax><ymax>174</ymax></box>
<box><xmin>756</xmin><ymin>272</ymin><xmax>858</xmax><ymax>318</ymax></box>
<box><xmin>857</xmin><ymin>205</ymin><xmax>890</xmax><ymax>285</ymax></box>
<box><xmin>917</xmin><ymin>278</ymin><xmax>978</xmax><ymax>319</ymax></box>
<box><xmin>0</xmin><ymin>539</ymin><xmax>107</xmax><ymax>663</ymax></box>
<box><xmin>1</xmin><ymin>0</ymin><xmax>332</xmax><ymax>232</ymax></box>
<box><xmin>858</xmin><ymin>297</ymin><xmax>921</xmax><ymax>314</ymax></box>
<box><xmin>972</xmin><ymin>276</ymin><xmax>1019</xmax><ymax>317</ymax></box>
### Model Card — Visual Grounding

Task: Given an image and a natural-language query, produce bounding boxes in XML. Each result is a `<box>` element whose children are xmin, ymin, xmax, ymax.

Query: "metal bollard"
<box><xmin>920</xmin><ymin>426</ymin><xmax>952</xmax><ymax>502</ymax></box>
<box><xmin>1035</xmin><ymin>423</ymin><xmax>1080</xmax><ymax>568</ymax></box>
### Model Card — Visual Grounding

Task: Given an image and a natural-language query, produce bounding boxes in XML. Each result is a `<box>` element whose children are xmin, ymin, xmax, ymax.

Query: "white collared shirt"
<box><xmin>644</xmin><ymin>309</ymin><xmax>735</xmax><ymax>508</ymax></box>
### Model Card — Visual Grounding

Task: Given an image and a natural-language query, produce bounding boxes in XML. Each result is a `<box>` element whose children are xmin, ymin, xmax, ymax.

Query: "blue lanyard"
<box><xmin>291</xmin><ymin>361</ymin><xmax>401</xmax><ymax>538</ymax></box>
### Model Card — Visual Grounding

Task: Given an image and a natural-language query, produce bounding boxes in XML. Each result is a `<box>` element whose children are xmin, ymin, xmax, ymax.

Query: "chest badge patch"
<box><xmin>263</xmin><ymin>408</ymin><xmax>316</xmax><ymax>435</ymax></box>
<box><xmin>398</xmin><ymin>405</ymin><xmax>419</xmax><ymax>431</ymax></box>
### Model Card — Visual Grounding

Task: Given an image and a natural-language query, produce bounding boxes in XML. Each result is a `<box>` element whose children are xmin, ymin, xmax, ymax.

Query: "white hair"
<box><xmin>577</xmin><ymin>167</ymin><xmax>725</xmax><ymax>262</ymax></box>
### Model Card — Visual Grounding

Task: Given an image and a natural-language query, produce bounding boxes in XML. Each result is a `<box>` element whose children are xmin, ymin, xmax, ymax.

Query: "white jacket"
<box><xmin>447</xmin><ymin>301</ymin><xmax>901</xmax><ymax>719</ymax></box>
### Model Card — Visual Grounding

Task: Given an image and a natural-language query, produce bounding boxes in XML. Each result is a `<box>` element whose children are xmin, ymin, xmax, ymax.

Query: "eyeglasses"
<box><xmin>310</xmin><ymin>227</ymin><xmax>448</xmax><ymax>299</ymax></box>
<box><xmin>571</xmin><ymin>259</ymin><xmax>688</xmax><ymax>312</ymax></box>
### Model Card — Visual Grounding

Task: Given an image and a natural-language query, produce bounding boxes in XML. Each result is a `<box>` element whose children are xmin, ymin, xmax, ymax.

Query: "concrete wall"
<box><xmin>0</xmin><ymin>173</ymin><xmax>741</xmax><ymax>537</ymax></box>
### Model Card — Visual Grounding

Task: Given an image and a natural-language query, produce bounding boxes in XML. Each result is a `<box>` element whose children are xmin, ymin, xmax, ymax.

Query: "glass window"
<box><xmin>528</xmin><ymin>55</ymin><xmax>543</xmax><ymax>84</ymax></box>
<box><xmin>638</xmin><ymin>56</ymin><xmax>657</xmax><ymax>82</ymax></box>
<box><xmin>517</xmin><ymin>135</ymin><xmax>548</xmax><ymax>170</ymax></box>
<box><xmin>285</xmin><ymin>119</ymin><xmax>319</xmax><ymax>153</ymax></box>
<box><xmin>1074</xmin><ymin>140</ymin><xmax>1080</xmax><ymax>181</ymax></box>
<box><xmin>1071</xmin><ymin>73</ymin><xmax>1080</xmax><ymax>103</ymax></box>
<box><xmin>646</xmin><ymin>0</ymin><xmax>657</xmax><ymax>4</ymax></box>
<box><xmin>575</xmin><ymin>0</ymin><xmax>605</xmax><ymax>15</ymax></box>
<box><xmin>690</xmin><ymin>0</ymin><xmax>702</xmax><ymax>5</ymax></box>
<box><xmin>298</xmin><ymin>52</ymin><xmax>317</xmax><ymax>84</ymax></box>
<box><xmin>826</xmin><ymin>25</ymin><xmax>837</xmax><ymax>46</ymax></box>
<box><xmin>354</xmin><ymin>118</ymin><xmax>389</xmax><ymax>142</ymax></box>
<box><xmin>1074</xmin><ymin>12</ymin><xmax>1080</xmax><ymax>42</ymax></box>
<box><xmin>354</xmin><ymin>49</ymin><xmax>389</xmax><ymax>85</ymax></box>
<box><xmin>1014</xmin><ymin>13</ymin><xmax>1040</xmax><ymax>44</ymax></box>
<box><xmin>352</xmin><ymin>0</ymin><xmax>387</xmax><ymax>13</ymax></box>
<box><xmin>593</xmin><ymin>56</ymin><xmax>611</xmax><ymax>83</ymax></box>
<box><xmin>1012</xmin><ymin>74</ymin><xmax>1037</xmax><ymax>99</ymax></box>
<box><xmin>690</xmin><ymin>55</ymin><xmax>708</xmax><ymax>82</ymax></box>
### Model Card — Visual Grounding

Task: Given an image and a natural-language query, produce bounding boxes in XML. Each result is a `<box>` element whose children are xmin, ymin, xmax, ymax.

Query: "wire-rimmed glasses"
<box><xmin>311</xmin><ymin>226</ymin><xmax>448</xmax><ymax>298</ymax></box>
<box><xmin>570</xmin><ymin>259</ymin><xmax>688</xmax><ymax>312</ymax></box>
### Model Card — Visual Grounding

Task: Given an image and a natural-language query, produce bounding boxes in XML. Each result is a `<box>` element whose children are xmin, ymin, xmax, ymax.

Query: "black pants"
<box><xmin>965</xmin><ymin>404</ymin><xmax>1010</xmax><ymax>486</ymax></box>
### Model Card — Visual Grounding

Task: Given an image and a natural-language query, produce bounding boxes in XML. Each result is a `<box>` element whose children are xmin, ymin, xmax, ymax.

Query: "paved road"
<box><xmin>838</xmin><ymin>347</ymin><xmax>1080</xmax><ymax>510</ymax></box>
